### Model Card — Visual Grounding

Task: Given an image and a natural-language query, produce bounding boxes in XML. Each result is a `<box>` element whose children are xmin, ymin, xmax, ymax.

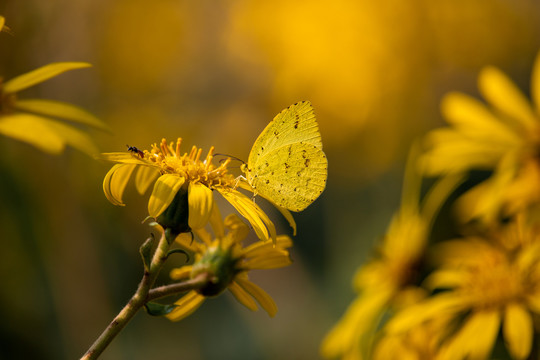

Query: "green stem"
<box><xmin>81</xmin><ymin>231</ymin><xmax>177</xmax><ymax>360</ymax></box>
<box><xmin>147</xmin><ymin>273</ymin><xmax>209</xmax><ymax>302</ymax></box>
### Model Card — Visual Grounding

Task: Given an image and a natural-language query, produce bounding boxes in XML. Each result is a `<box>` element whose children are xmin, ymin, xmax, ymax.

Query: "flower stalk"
<box><xmin>80</xmin><ymin>231</ymin><xmax>209</xmax><ymax>360</ymax></box>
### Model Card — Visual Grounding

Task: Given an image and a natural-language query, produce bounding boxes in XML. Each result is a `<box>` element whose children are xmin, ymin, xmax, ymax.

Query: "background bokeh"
<box><xmin>1</xmin><ymin>1</ymin><xmax>540</xmax><ymax>359</ymax></box>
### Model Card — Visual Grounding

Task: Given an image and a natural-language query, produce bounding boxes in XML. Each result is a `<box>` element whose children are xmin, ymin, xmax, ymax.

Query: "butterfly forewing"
<box><xmin>247</xmin><ymin>101</ymin><xmax>322</xmax><ymax>168</ymax></box>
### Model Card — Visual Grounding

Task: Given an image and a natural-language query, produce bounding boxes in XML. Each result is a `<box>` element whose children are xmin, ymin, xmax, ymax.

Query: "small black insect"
<box><xmin>126</xmin><ymin>144</ymin><xmax>144</xmax><ymax>158</ymax></box>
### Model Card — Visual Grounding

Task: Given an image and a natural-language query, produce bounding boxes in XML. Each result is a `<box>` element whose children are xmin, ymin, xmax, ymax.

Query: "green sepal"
<box><xmin>156</xmin><ymin>182</ymin><xmax>191</xmax><ymax>241</ymax></box>
<box><xmin>139</xmin><ymin>236</ymin><xmax>154</xmax><ymax>271</ymax></box>
<box><xmin>144</xmin><ymin>302</ymin><xmax>177</xmax><ymax>316</ymax></box>
<box><xmin>167</xmin><ymin>248</ymin><xmax>190</xmax><ymax>263</ymax></box>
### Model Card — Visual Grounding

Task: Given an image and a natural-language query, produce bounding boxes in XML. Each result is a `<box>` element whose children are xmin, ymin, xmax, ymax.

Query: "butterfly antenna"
<box><xmin>213</xmin><ymin>153</ymin><xmax>246</xmax><ymax>165</ymax></box>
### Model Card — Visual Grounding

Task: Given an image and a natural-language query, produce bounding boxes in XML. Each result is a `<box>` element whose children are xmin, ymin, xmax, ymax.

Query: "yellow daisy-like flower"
<box><xmin>101</xmin><ymin>138</ymin><xmax>295</xmax><ymax>240</ymax></box>
<box><xmin>0</xmin><ymin>60</ymin><xmax>108</xmax><ymax>155</ymax></box>
<box><xmin>320</xmin><ymin>148</ymin><xmax>462</xmax><ymax>359</ymax></box>
<box><xmin>421</xmin><ymin>50</ymin><xmax>540</xmax><ymax>222</ymax></box>
<box><xmin>165</xmin><ymin>213</ymin><xmax>292</xmax><ymax>321</ymax></box>
<box><xmin>386</xmin><ymin>215</ymin><xmax>540</xmax><ymax>360</ymax></box>
<box><xmin>371</xmin><ymin>289</ymin><xmax>451</xmax><ymax>360</ymax></box>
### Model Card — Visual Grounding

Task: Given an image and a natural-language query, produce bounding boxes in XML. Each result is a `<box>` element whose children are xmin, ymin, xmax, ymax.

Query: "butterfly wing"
<box><xmin>245</xmin><ymin>101</ymin><xmax>328</xmax><ymax>211</ymax></box>
<box><xmin>250</xmin><ymin>142</ymin><xmax>328</xmax><ymax>212</ymax></box>
<box><xmin>247</xmin><ymin>101</ymin><xmax>322</xmax><ymax>168</ymax></box>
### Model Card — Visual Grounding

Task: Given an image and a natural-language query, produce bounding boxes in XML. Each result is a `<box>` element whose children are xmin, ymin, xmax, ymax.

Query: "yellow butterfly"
<box><xmin>242</xmin><ymin>101</ymin><xmax>328</xmax><ymax>212</ymax></box>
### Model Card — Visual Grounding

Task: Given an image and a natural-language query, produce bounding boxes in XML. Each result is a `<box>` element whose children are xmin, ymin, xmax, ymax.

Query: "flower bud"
<box><xmin>190</xmin><ymin>245</ymin><xmax>239</xmax><ymax>296</ymax></box>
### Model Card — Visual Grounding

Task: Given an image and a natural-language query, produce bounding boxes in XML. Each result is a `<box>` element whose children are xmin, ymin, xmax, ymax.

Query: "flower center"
<box><xmin>463</xmin><ymin>249</ymin><xmax>524</xmax><ymax>309</ymax></box>
<box><xmin>191</xmin><ymin>245</ymin><xmax>240</xmax><ymax>296</ymax></box>
<box><xmin>147</xmin><ymin>138</ymin><xmax>236</xmax><ymax>189</ymax></box>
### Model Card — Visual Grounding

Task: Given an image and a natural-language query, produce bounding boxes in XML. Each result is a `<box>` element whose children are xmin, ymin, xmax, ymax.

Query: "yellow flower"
<box><xmin>386</xmin><ymin>215</ymin><xmax>540</xmax><ymax>360</ymax></box>
<box><xmin>101</xmin><ymin>138</ymin><xmax>294</xmax><ymax>240</ymax></box>
<box><xmin>165</xmin><ymin>213</ymin><xmax>293</xmax><ymax>321</ymax></box>
<box><xmin>320</xmin><ymin>148</ymin><xmax>462</xmax><ymax>359</ymax></box>
<box><xmin>421</xmin><ymin>50</ymin><xmax>540</xmax><ymax>222</ymax></box>
<box><xmin>0</xmin><ymin>61</ymin><xmax>108</xmax><ymax>155</ymax></box>
<box><xmin>371</xmin><ymin>290</ymin><xmax>451</xmax><ymax>360</ymax></box>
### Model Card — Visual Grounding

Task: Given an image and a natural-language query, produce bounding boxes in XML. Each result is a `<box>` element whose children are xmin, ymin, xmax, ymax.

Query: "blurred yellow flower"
<box><xmin>371</xmin><ymin>290</ymin><xmax>451</xmax><ymax>360</ymax></box>
<box><xmin>165</xmin><ymin>213</ymin><xmax>292</xmax><ymax>321</ymax></box>
<box><xmin>102</xmin><ymin>138</ymin><xmax>292</xmax><ymax>241</ymax></box>
<box><xmin>0</xmin><ymin>62</ymin><xmax>108</xmax><ymax>155</ymax></box>
<box><xmin>421</xmin><ymin>50</ymin><xmax>540</xmax><ymax>222</ymax></box>
<box><xmin>387</xmin><ymin>215</ymin><xmax>540</xmax><ymax>360</ymax></box>
<box><xmin>320</xmin><ymin>148</ymin><xmax>462</xmax><ymax>359</ymax></box>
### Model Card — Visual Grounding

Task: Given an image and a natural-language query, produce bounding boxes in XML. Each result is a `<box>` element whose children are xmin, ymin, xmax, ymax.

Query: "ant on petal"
<box><xmin>127</xmin><ymin>145</ymin><xmax>144</xmax><ymax>158</ymax></box>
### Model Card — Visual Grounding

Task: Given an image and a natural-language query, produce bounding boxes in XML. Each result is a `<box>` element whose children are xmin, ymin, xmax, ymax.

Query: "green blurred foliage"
<box><xmin>0</xmin><ymin>0</ymin><xmax>539</xmax><ymax>359</ymax></box>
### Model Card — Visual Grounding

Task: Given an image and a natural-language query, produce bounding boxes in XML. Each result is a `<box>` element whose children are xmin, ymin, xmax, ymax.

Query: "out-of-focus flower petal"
<box><xmin>166</xmin><ymin>291</ymin><xmax>205</xmax><ymax>322</ymax></box>
<box><xmin>439</xmin><ymin>310</ymin><xmax>500</xmax><ymax>360</ymax></box>
<box><xmin>170</xmin><ymin>265</ymin><xmax>193</xmax><ymax>280</ymax></box>
<box><xmin>228</xmin><ymin>280</ymin><xmax>259</xmax><ymax>312</ymax></box>
<box><xmin>234</xmin><ymin>276</ymin><xmax>277</xmax><ymax>317</ymax></box>
<box><xmin>0</xmin><ymin>113</ymin><xmax>64</xmax><ymax>153</ymax></box>
<box><xmin>503</xmin><ymin>303</ymin><xmax>533</xmax><ymax>360</ymax></box>
<box><xmin>14</xmin><ymin>99</ymin><xmax>111</xmax><ymax>132</ymax></box>
<box><xmin>479</xmin><ymin>66</ymin><xmax>537</xmax><ymax>132</ymax></box>
<box><xmin>442</xmin><ymin>92</ymin><xmax>522</xmax><ymax>144</ymax></box>
<box><xmin>3</xmin><ymin>62</ymin><xmax>91</xmax><ymax>94</ymax></box>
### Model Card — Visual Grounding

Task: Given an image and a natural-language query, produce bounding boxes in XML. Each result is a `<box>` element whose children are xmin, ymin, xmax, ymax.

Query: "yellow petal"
<box><xmin>2</xmin><ymin>110</ymin><xmax>100</xmax><ymax>156</ymax></box>
<box><xmin>441</xmin><ymin>92</ymin><xmax>522</xmax><ymax>144</ymax></box>
<box><xmin>3</xmin><ymin>62</ymin><xmax>92</xmax><ymax>94</ymax></box>
<box><xmin>166</xmin><ymin>290</ymin><xmax>205</xmax><ymax>322</ymax></box>
<box><xmin>227</xmin><ymin>280</ymin><xmax>259</xmax><ymax>312</ymax></box>
<box><xmin>234</xmin><ymin>276</ymin><xmax>277</xmax><ymax>317</ymax></box>
<box><xmin>207</xmin><ymin>202</ymin><xmax>225</xmax><ymax>239</ymax></box>
<box><xmin>169</xmin><ymin>265</ymin><xmax>193</xmax><ymax>280</ymax></box>
<box><xmin>134</xmin><ymin>166</ymin><xmax>160</xmax><ymax>195</ymax></box>
<box><xmin>424</xmin><ymin>269</ymin><xmax>467</xmax><ymax>290</ymax></box>
<box><xmin>238</xmin><ymin>182</ymin><xmax>297</xmax><ymax>235</ymax></box>
<box><xmin>421</xmin><ymin>129</ymin><xmax>507</xmax><ymax>174</ymax></box>
<box><xmin>321</xmin><ymin>288</ymin><xmax>392</xmax><ymax>359</ymax></box>
<box><xmin>148</xmin><ymin>174</ymin><xmax>186</xmax><ymax>218</ymax></box>
<box><xmin>102</xmin><ymin>164</ymin><xmax>137</xmax><ymax>206</ymax></box>
<box><xmin>479</xmin><ymin>66</ymin><xmax>537</xmax><ymax>132</ymax></box>
<box><xmin>526</xmin><ymin>290</ymin><xmax>540</xmax><ymax>313</ymax></box>
<box><xmin>0</xmin><ymin>16</ymin><xmax>4</xmax><ymax>32</ymax></box>
<box><xmin>43</xmin><ymin>118</ymin><xmax>99</xmax><ymax>156</ymax></box>
<box><xmin>243</xmin><ymin>250</ymin><xmax>291</xmax><ymax>270</ymax></box>
<box><xmin>503</xmin><ymin>303</ymin><xmax>533</xmax><ymax>360</ymax></box>
<box><xmin>270</xmin><ymin>202</ymin><xmax>297</xmax><ymax>236</ymax></box>
<box><xmin>99</xmin><ymin>152</ymin><xmax>152</xmax><ymax>165</ymax></box>
<box><xmin>187</xmin><ymin>183</ymin><xmax>214</xmax><ymax>229</ymax></box>
<box><xmin>386</xmin><ymin>293</ymin><xmax>463</xmax><ymax>334</ymax></box>
<box><xmin>440</xmin><ymin>310</ymin><xmax>500</xmax><ymax>360</ymax></box>
<box><xmin>243</xmin><ymin>235</ymin><xmax>293</xmax><ymax>256</ymax></box>
<box><xmin>217</xmin><ymin>188</ymin><xmax>277</xmax><ymax>243</ymax></box>
<box><xmin>174</xmin><ymin>232</ymin><xmax>203</xmax><ymax>253</ymax></box>
<box><xmin>15</xmin><ymin>99</ymin><xmax>111</xmax><ymax>132</ymax></box>
<box><xmin>0</xmin><ymin>114</ymin><xmax>64</xmax><ymax>153</ymax></box>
